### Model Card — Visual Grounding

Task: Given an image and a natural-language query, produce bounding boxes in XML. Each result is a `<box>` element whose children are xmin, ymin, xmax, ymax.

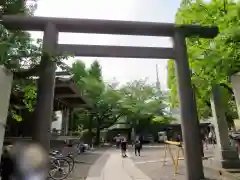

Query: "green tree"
<box><xmin>118</xmin><ymin>79</ymin><xmax>169</xmax><ymax>133</ymax></box>
<box><xmin>119</xmin><ymin>79</ymin><xmax>166</xmax><ymax>117</ymax></box>
<box><xmin>88</xmin><ymin>61</ymin><xmax>103</xmax><ymax>82</ymax></box>
<box><xmin>1</xmin><ymin>0</ymin><xmax>41</xmax><ymax>121</ymax></box>
<box><xmin>71</xmin><ymin>61</ymin><xmax>172</xmax><ymax>143</ymax></box>
<box><xmin>71</xmin><ymin>60</ymin><xmax>124</xmax><ymax>144</ymax></box>
<box><xmin>152</xmin><ymin>115</ymin><xmax>175</xmax><ymax>125</ymax></box>
<box><xmin>1</xmin><ymin>0</ymin><xmax>69</xmax><ymax>121</ymax></box>
<box><xmin>167</xmin><ymin>0</ymin><xmax>240</xmax><ymax>122</ymax></box>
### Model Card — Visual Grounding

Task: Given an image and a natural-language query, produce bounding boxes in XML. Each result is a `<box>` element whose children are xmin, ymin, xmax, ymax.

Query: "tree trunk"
<box><xmin>95</xmin><ymin>118</ymin><xmax>101</xmax><ymax>146</ymax></box>
<box><xmin>88</xmin><ymin>113</ymin><xmax>93</xmax><ymax>145</ymax></box>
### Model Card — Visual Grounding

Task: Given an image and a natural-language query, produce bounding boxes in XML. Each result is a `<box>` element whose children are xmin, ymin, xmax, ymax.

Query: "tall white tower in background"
<box><xmin>156</xmin><ymin>64</ymin><xmax>161</xmax><ymax>93</ymax></box>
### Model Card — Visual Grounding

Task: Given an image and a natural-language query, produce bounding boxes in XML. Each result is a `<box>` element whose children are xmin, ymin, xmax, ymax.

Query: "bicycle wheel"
<box><xmin>64</xmin><ymin>156</ymin><xmax>75</xmax><ymax>172</ymax></box>
<box><xmin>49</xmin><ymin>158</ymin><xmax>70</xmax><ymax>180</ymax></box>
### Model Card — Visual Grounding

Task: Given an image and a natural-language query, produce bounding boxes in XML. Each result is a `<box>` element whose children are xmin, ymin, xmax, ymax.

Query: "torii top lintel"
<box><xmin>1</xmin><ymin>15</ymin><xmax>218</xmax><ymax>38</ymax></box>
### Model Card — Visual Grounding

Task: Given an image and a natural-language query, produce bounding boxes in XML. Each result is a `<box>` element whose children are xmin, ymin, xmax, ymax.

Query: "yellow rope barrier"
<box><xmin>162</xmin><ymin>141</ymin><xmax>184</xmax><ymax>175</ymax></box>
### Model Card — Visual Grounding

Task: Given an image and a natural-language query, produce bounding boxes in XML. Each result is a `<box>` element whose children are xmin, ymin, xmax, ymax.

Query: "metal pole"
<box><xmin>32</xmin><ymin>22</ymin><xmax>58</xmax><ymax>151</ymax></box>
<box><xmin>173</xmin><ymin>30</ymin><xmax>204</xmax><ymax>180</ymax></box>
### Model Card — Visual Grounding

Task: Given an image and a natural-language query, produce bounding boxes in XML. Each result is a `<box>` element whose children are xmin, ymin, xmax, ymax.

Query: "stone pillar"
<box><xmin>32</xmin><ymin>22</ymin><xmax>58</xmax><ymax>151</ymax></box>
<box><xmin>231</xmin><ymin>73</ymin><xmax>240</xmax><ymax>118</ymax></box>
<box><xmin>61</xmin><ymin>109</ymin><xmax>69</xmax><ymax>135</ymax></box>
<box><xmin>210</xmin><ymin>85</ymin><xmax>240</xmax><ymax>168</ymax></box>
<box><xmin>173</xmin><ymin>30</ymin><xmax>204</xmax><ymax>180</ymax></box>
<box><xmin>0</xmin><ymin>66</ymin><xmax>13</xmax><ymax>159</ymax></box>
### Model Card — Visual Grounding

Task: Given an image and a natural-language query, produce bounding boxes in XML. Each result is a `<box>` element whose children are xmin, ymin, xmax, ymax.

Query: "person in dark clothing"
<box><xmin>134</xmin><ymin>139</ymin><xmax>141</xmax><ymax>156</ymax></box>
<box><xmin>120</xmin><ymin>138</ymin><xmax>127</xmax><ymax>157</ymax></box>
<box><xmin>1</xmin><ymin>146</ymin><xmax>14</xmax><ymax>180</ymax></box>
<box><xmin>176</xmin><ymin>134</ymin><xmax>181</xmax><ymax>142</ymax></box>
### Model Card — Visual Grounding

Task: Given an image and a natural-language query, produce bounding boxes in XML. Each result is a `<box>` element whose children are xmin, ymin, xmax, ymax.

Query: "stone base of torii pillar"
<box><xmin>210</xmin><ymin>85</ymin><xmax>240</xmax><ymax>169</ymax></box>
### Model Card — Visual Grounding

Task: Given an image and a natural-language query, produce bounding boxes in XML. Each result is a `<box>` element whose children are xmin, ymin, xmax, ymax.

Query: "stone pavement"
<box><xmin>77</xmin><ymin>147</ymin><xmax>216</xmax><ymax>180</ymax></box>
<box><xmin>131</xmin><ymin>145</ymin><xmax>238</xmax><ymax>180</ymax></box>
<box><xmin>85</xmin><ymin>149</ymin><xmax>151</xmax><ymax>180</ymax></box>
<box><xmin>67</xmin><ymin>148</ymin><xmax>110</xmax><ymax>180</ymax></box>
<box><xmin>68</xmin><ymin>145</ymin><xmax>239</xmax><ymax>180</ymax></box>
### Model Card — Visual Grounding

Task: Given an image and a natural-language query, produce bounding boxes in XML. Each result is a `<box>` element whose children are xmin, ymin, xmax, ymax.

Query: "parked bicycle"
<box><xmin>48</xmin><ymin>154</ymin><xmax>71</xmax><ymax>180</ymax></box>
<box><xmin>49</xmin><ymin>150</ymin><xmax>74</xmax><ymax>172</ymax></box>
<box><xmin>49</xmin><ymin>141</ymin><xmax>88</xmax><ymax>173</ymax></box>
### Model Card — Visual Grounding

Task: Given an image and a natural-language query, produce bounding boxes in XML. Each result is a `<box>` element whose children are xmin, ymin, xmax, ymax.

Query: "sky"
<box><xmin>30</xmin><ymin>0</ymin><xmax>181</xmax><ymax>90</ymax></box>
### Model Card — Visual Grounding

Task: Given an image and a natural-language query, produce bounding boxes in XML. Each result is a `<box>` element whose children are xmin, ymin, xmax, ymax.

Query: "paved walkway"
<box><xmin>86</xmin><ymin>149</ymin><xmax>151</xmax><ymax>180</ymax></box>
<box><xmin>67</xmin><ymin>148</ymin><xmax>109</xmax><ymax>180</ymax></box>
<box><xmin>70</xmin><ymin>146</ymin><xmax>236</xmax><ymax>180</ymax></box>
<box><xmin>83</xmin><ymin>147</ymin><xmax>216</xmax><ymax>180</ymax></box>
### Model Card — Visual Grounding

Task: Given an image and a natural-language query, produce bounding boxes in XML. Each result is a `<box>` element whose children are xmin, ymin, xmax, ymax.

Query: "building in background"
<box><xmin>51</xmin><ymin>111</ymin><xmax>62</xmax><ymax>130</ymax></box>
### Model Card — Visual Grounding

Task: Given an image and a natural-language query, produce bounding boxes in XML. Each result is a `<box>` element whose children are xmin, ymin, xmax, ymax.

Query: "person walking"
<box><xmin>120</xmin><ymin>137</ymin><xmax>127</xmax><ymax>157</ymax></box>
<box><xmin>114</xmin><ymin>134</ymin><xmax>121</xmax><ymax>149</ymax></box>
<box><xmin>134</xmin><ymin>138</ymin><xmax>141</xmax><ymax>156</ymax></box>
<box><xmin>200</xmin><ymin>128</ymin><xmax>208</xmax><ymax>150</ymax></box>
<box><xmin>208</xmin><ymin>131</ymin><xmax>215</xmax><ymax>148</ymax></box>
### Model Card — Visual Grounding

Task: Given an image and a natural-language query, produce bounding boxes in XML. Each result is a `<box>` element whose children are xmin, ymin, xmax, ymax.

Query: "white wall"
<box><xmin>51</xmin><ymin>111</ymin><xmax>62</xmax><ymax>130</ymax></box>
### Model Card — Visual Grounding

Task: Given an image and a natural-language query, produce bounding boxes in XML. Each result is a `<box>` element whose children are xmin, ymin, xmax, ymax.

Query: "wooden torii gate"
<box><xmin>1</xmin><ymin>15</ymin><xmax>218</xmax><ymax>180</ymax></box>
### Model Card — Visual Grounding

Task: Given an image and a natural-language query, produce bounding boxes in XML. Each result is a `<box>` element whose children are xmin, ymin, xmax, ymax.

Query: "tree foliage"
<box><xmin>119</xmin><ymin>79</ymin><xmax>166</xmax><ymax>118</ymax></box>
<box><xmin>152</xmin><ymin>115</ymin><xmax>175</xmax><ymax>125</ymax></box>
<box><xmin>70</xmin><ymin>60</ymin><xmax>170</xmax><ymax>143</ymax></box>
<box><xmin>118</xmin><ymin>79</ymin><xmax>170</xmax><ymax>134</ymax></box>
<box><xmin>71</xmin><ymin>60</ymin><xmax>125</xmax><ymax>123</ymax></box>
<box><xmin>0</xmin><ymin>0</ymin><xmax>41</xmax><ymax>121</ymax></box>
<box><xmin>1</xmin><ymin>0</ymin><xmax>70</xmax><ymax>121</ymax></box>
<box><xmin>168</xmin><ymin>0</ymin><xmax>240</xmax><ymax>121</ymax></box>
